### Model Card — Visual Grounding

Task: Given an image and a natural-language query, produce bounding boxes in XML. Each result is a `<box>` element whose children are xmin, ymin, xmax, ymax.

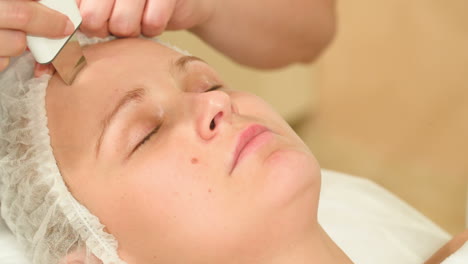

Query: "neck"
<box><xmin>267</xmin><ymin>225</ymin><xmax>353</xmax><ymax>264</ymax></box>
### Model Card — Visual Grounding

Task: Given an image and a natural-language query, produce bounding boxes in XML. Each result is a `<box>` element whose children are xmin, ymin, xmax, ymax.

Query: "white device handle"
<box><xmin>26</xmin><ymin>0</ymin><xmax>82</xmax><ymax>64</ymax></box>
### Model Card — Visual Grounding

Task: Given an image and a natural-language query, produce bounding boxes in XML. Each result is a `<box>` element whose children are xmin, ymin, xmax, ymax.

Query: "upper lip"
<box><xmin>230</xmin><ymin>124</ymin><xmax>269</xmax><ymax>173</ymax></box>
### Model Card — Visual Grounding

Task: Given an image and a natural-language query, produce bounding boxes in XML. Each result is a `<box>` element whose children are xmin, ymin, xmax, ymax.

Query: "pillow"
<box><xmin>441</xmin><ymin>242</ymin><xmax>468</xmax><ymax>264</ymax></box>
<box><xmin>319</xmin><ymin>169</ymin><xmax>450</xmax><ymax>264</ymax></box>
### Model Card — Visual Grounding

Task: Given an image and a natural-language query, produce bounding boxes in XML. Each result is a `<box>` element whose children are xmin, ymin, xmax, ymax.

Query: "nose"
<box><xmin>195</xmin><ymin>91</ymin><xmax>233</xmax><ymax>141</ymax></box>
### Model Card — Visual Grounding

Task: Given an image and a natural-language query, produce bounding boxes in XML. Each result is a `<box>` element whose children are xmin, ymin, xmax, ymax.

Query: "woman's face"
<box><xmin>46</xmin><ymin>38</ymin><xmax>321</xmax><ymax>264</ymax></box>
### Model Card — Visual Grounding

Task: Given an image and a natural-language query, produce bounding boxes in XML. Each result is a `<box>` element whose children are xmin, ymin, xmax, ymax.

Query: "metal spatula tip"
<box><xmin>51</xmin><ymin>34</ymin><xmax>87</xmax><ymax>85</ymax></box>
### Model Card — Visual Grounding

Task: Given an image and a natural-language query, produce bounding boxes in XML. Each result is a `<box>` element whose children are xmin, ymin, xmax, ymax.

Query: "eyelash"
<box><xmin>132</xmin><ymin>85</ymin><xmax>223</xmax><ymax>154</ymax></box>
<box><xmin>133</xmin><ymin>125</ymin><xmax>160</xmax><ymax>153</ymax></box>
<box><xmin>205</xmin><ymin>84</ymin><xmax>223</xmax><ymax>92</ymax></box>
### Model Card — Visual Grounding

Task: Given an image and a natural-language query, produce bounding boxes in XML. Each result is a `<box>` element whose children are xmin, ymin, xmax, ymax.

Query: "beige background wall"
<box><xmin>161</xmin><ymin>0</ymin><xmax>468</xmax><ymax>235</ymax></box>
<box><xmin>301</xmin><ymin>0</ymin><xmax>468</xmax><ymax>234</ymax></box>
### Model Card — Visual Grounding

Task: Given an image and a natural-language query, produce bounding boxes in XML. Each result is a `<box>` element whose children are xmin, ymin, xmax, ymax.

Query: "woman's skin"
<box><xmin>46</xmin><ymin>38</ymin><xmax>352</xmax><ymax>264</ymax></box>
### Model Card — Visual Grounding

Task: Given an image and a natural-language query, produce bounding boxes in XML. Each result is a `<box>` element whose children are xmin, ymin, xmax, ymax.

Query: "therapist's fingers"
<box><xmin>0</xmin><ymin>0</ymin><xmax>73</xmax><ymax>37</ymax></box>
<box><xmin>0</xmin><ymin>57</ymin><xmax>9</xmax><ymax>72</ymax></box>
<box><xmin>79</xmin><ymin>0</ymin><xmax>115</xmax><ymax>37</ymax></box>
<box><xmin>108</xmin><ymin>0</ymin><xmax>146</xmax><ymax>37</ymax></box>
<box><xmin>80</xmin><ymin>18</ymin><xmax>110</xmax><ymax>38</ymax></box>
<box><xmin>33</xmin><ymin>62</ymin><xmax>55</xmax><ymax>77</ymax></box>
<box><xmin>0</xmin><ymin>29</ymin><xmax>26</xmax><ymax>56</ymax></box>
<box><xmin>141</xmin><ymin>0</ymin><xmax>176</xmax><ymax>37</ymax></box>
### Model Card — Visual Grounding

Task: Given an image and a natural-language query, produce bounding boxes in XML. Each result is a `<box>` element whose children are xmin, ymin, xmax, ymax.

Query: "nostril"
<box><xmin>209</xmin><ymin>112</ymin><xmax>224</xmax><ymax>131</ymax></box>
<box><xmin>210</xmin><ymin>119</ymin><xmax>216</xmax><ymax>130</ymax></box>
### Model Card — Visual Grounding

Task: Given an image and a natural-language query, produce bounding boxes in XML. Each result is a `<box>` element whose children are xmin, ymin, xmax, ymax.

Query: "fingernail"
<box><xmin>64</xmin><ymin>20</ymin><xmax>75</xmax><ymax>36</ymax></box>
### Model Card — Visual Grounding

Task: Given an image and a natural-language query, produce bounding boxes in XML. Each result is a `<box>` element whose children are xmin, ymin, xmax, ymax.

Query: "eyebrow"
<box><xmin>173</xmin><ymin>55</ymin><xmax>205</xmax><ymax>72</ymax></box>
<box><xmin>95</xmin><ymin>88</ymin><xmax>146</xmax><ymax>157</ymax></box>
<box><xmin>94</xmin><ymin>56</ymin><xmax>205</xmax><ymax>157</ymax></box>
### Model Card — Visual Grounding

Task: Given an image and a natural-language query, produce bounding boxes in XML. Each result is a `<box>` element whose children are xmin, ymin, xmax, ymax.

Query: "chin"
<box><xmin>261</xmin><ymin>148</ymin><xmax>321</xmax><ymax>212</ymax></box>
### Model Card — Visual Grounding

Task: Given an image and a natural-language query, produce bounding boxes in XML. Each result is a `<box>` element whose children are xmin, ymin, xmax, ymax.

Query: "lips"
<box><xmin>230</xmin><ymin>124</ymin><xmax>271</xmax><ymax>173</ymax></box>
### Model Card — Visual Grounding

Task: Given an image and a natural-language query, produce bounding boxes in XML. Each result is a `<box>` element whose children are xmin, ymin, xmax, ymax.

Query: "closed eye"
<box><xmin>205</xmin><ymin>85</ymin><xmax>223</xmax><ymax>92</ymax></box>
<box><xmin>130</xmin><ymin>85</ymin><xmax>221</xmax><ymax>155</ymax></box>
<box><xmin>132</xmin><ymin>124</ymin><xmax>161</xmax><ymax>154</ymax></box>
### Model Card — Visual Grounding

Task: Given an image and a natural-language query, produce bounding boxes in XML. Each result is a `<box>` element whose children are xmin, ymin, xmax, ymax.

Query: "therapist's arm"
<box><xmin>190</xmin><ymin>0</ymin><xmax>336</xmax><ymax>69</ymax></box>
<box><xmin>425</xmin><ymin>229</ymin><xmax>468</xmax><ymax>264</ymax></box>
<box><xmin>77</xmin><ymin>0</ymin><xmax>336</xmax><ymax>68</ymax></box>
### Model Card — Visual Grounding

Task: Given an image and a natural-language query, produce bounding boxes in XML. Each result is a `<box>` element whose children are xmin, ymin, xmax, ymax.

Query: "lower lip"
<box><xmin>233</xmin><ymin>130</ymin><xmax>273</xmax><ymax>170</ymax></box>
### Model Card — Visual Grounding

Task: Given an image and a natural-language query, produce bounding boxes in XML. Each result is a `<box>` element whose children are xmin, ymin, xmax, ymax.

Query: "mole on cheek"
<box><xmin>191</xmin><ymin>157</ymin><xmax>199</xmax><ymax>164</ymax></box>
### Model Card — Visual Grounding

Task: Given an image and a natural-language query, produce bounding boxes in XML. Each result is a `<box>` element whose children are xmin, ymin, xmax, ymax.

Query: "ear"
<box><xmin>59</xmin><ymin>248</ymin><xmax>102</xmax><ymax>264</ymax></box>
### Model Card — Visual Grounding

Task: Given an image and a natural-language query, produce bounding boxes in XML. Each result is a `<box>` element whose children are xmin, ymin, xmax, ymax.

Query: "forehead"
<box><xmin>47</xmin><ymin>38</ymin><xmax>182</xmax><ymax>106</ymax></box>
<box><xmin>82</xmin><ymin>38</ymin><xmax>181</xmax><ymax>64</ymax></box>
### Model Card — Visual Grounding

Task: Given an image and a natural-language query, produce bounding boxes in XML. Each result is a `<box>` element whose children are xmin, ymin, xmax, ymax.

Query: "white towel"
<box><xmin>319</xmin><ymin>169</ymin><xmax>450</xmax><ymax>264</ymax></box>
<box><xmin>441</xmin><ymin>242</ymin><xmax>468</xmax><ymax>264</ymax></box>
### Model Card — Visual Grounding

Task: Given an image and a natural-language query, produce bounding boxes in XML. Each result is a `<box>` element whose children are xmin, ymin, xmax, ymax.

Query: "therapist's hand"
<box><xmin>0</xmin><ymin>0</ymin><xmax>75</xmax><ymax>72</ymax></box>
<box><xmin>77</xmin><ymin>0</ymin><xmax>215</xmax><ymax>37</ymax></box>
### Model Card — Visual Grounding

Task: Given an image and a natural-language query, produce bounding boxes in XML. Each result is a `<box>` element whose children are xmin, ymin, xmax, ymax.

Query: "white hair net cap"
<box><xmin>0</xmin><ymin>33</ymin><xmax>189</xmax><ymax>264</ymax></box>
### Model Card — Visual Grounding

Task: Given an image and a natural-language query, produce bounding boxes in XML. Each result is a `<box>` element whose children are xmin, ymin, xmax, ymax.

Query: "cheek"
<box><xmin>115</xmin><ymin>148</ymin><xmax>224</xmax><ymax>223</ymax></box>
<box><xmin>119</xmin><ymin>160</ymin><xmax>253</xmax><ymax>263</ymax></box>
<box><xmin>262</xmin><ymin>149</ymin><xmax>321</xmax><ymax>212</ymax></box>
<box><xmin>234</xmin><ymin>93</ymin><xmax>297</xmax><ymax>134</ymax></box>
<box><xmin>128</xmin><ymin>155</ymin><xmax>206</xmax><ymax>205</ymax></box>
<box><xmin>104</xmin><ymin>157</ymin><xmax>220</xmax><ymax>260</ymax></box>
<box><xmin>234</xmin><ymin>93</ymin><xmax>272</xmax><ymax>118</ymax></box>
